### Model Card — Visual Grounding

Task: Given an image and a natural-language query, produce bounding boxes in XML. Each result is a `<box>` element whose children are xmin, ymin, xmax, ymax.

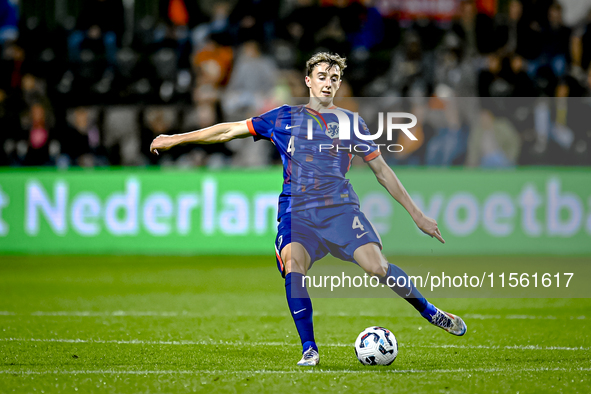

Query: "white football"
<box><xmin>354</xmin><ymin>326</ymin><xmax>398</xmax><ymax>365</ymax></box>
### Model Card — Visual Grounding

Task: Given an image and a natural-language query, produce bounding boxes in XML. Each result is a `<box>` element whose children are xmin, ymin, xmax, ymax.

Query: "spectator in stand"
<box><xmin>192</xmin><ymin>33</ymin><xmax>233</xmax><ymax>89</ymax></box>
<box><xmin>466</xmin><ymin>109</ymin><xmax>521</xmax><ymax>167</ymax></box>
<box><xmin>314</xmin><ymin>0</ymin><xmax>369</xmax><ymax>56</ymax></box>
<box><xmin>20</xmin><ymin>74</ymin><xmax>49</xmax><ymax>108</ymax></box>
<box><xmin>187</xmin><ymin>32</ymin><xmax>234</xmax><ymax>167</ymax></box>
<box><xmin>554</xmin><ymin>80</ymin><xmax>582</xmax><ymax>164</ymax></box>
<box><xmin>140</xmin><ymin>107</ymin><xmax>180</xmax><ymax>165</ymax></box>
<box><xmin>521</xmin><ymin>0</ymin><xmax>553</xmax><ymax>27</ymax></box>
<box><xmin>159</xmin><ymin>0</ymin><xmax>206</xmax><ymax>31</ymax></box>
<box><xmin>389</xmin><ymin>100</ymin><xmax>431</xmax><ymax>166</ymax></box>
<box><xmin>573</xmin><ymin>70</ymin><xmax>591</xmax><ymax>165</ymax></box>
<box><xmin>369</xmin><ymin>0</ymin><xmax>401</xmax><ymax>54</ymax></box>
<box><xmin>221</xmin><ymin>40</ymin><xmax>277</xmax><ymax>167</ymax></box>
<box><xmin>0</xmin><ymin>0</ymin><xmax>18</xmax><ymax>47</ymax></box>
<box><xmin>451</xmin><ymin>0</ymin><xmax>497</xmax><ymax>58</ymax></box>
<box><xmin>570</xmin><ymin>8</ymin><xmax>591</xmax><ymax>80</ymax></box>
<box><xmin>279</xmin><ymin>0</ymin><xmax>323</xmax><ymax>54</ymax></box>
<box><xmin>157</xmin><ymin>0</ymin><xmax>208</xmax><ymax>68</ymax></box>
<box><xmin>435</xmin><ymin>34</ymin><xmax>477</xmax><ymax>97</ymax></box>
<box><xmin>21</xmin><ymin>102</ymin><xmax>53</xmax><ymax>166</ymax></box>
<box><xmin>586</xmin><ymin>66</ymin><xmax>591</xmax><ymax>96</ymax></box>
<box><xmin>410</xmin><ymin>15</ymin><xmax>445</xmax><ymax>54</ymax></box>
<box><xmin>0</xmin><ymin>42</ymin><xmax>24</xmax><ymax>93</ymax></box>
<box><xmin>533</xmin><ymin>79</ymin><xmax>588</xmax><ymax>165</ymax></box>
<box><xmin>222</xmin><ymin>40</ymin><xmax>278</xmax><ymax>119</ymax></box>
<box><xmin>191</xmin><ymin>33</ymin><xmax>230</xmax><ymax>123</ymax></box>
<box><xmin>526</xmin><ymin>2</ymin><xmax>571</xmax><ymax>79</ymax></box>
<box><xmin>191</xmin><ymin>2</ymin><xmax>232</xmax><ymax>51</ymax></box>
<box><xmin>0</xmin><ymin>87</ymin><xmax>16</xmax><ymax>165</ymax></box>
<box><xmin>313</xmin><ymin>13</ymin><xmax>349</xmax><ymax>56</ymax></box>
<box><xmin>506</xmin><ymin>54</ymin><xmax>537</xmax><ymax>97</ymax></box>
<box><xmin>0</xmin><ymin>71</ymin><xmax>40</xmax><ymax>165</ymax></box>
<box><xmin>228</xmin><ymin>0</ymin><xmax>280</xmax><ymax>47</ymax></box>
<box><xmin>514</xmin><ymin>0</ymin><xmax>547</xmax><ymax>65</ymax></box>
<box><xmin>478</xmin><ymin>54</ymin><xmax>512</xmax><ymax>97</ymax></box>
<box><xmin>20</xmin><ymin>74</ymin><xmax>60</xmax><ymax>154</ymax></box>
<box><xmin>425</xmin><ymin>97</ymin><xmax>469</xmax><ymax>166</ymax></box>
<box><xmin>333</xmin><ymin>0</ymin><xmax>383</xmax><ymax>51</ymax></box>
<box><xmin>388</xmin><ymin>31</ymin><xmax>431</xmax><ymax>96</ymax></box>
<box><xmin>64</xmin><ymin>107</ymin><xmax>107</xmax><ymax>167</ymax></box>
<box><xmin>68</xmin><ymin>0</ymin><xmax>124</xmax><ymax>69</ymax></box>
<box><xmin>496</xmin><ymin>0</ymin><xmax>529</xmax><ymax>58</ymax></box>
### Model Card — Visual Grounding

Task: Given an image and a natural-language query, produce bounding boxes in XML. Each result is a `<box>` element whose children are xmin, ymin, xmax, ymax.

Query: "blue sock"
<box><xmin>285</xmin><ymin>272</ymin><xmax>317</xmax><ymax>353</ymax></box>
<box><xmin>378</xmin><ymin>263</ymin><xmax>435</xmax><ymax>319</ymax></box>
<box><xmin>420</xmin><ymin>302</ymin><xmax>437</xmax><ymax>320</ymax></box>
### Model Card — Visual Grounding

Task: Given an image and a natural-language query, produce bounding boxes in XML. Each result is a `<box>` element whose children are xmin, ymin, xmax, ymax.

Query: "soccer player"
<box><xmin>150</xmin><ymin>52</ymin><xmax>467</xmax><ymax>367</ymax></box>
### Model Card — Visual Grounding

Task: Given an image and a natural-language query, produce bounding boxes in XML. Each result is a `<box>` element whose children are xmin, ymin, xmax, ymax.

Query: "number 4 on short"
<box><xmin>352</xmin><ymin>216</ymin><xmax>365</xmax><ymax>231</ymax></box>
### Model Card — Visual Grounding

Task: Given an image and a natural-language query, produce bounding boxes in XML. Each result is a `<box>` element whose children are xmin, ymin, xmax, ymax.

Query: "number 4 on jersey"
<box><xmin>352</xmin><ymin>216</ymin><xmax>365</xmax><ymax>231</ymax></box>
<box><xmin>287</xmin><ymin>136</ymin><xmax>295</xmax><ymax>154</ymax></box>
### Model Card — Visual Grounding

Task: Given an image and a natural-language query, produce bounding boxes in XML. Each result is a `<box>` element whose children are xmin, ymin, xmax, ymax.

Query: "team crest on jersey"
<box><xmin>326</xmin><ymin>122</ymin><xmax>339</xmax><ymax>139</ymax></box>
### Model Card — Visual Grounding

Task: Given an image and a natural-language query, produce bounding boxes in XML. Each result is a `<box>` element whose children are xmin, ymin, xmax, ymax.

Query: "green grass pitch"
<box><xmin>1</xmin><ymin>256</ymin><xmax>590</xmax><ymax>393</ymax></box>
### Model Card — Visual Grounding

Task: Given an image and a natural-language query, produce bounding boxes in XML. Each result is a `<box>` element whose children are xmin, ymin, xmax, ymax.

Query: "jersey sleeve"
<box><xmin>351</xmin><ymin>116</ymin><xmax>381</xmax><ymax>162</ymax></box>
<box><xmin>246</xmin><ymin>105</ymin><xmax>284</xmax><ymax>141</ymax></box>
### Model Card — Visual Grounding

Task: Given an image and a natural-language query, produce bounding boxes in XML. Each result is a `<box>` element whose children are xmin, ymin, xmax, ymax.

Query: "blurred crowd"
<box><xmin>1</xmin><ymin>0</ymin><xmax>591</xmax><ymax>168</ymax></box>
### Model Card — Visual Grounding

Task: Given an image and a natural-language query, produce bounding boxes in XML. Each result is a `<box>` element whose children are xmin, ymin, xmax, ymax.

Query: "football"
<box><xmin>354</xmin><ymin>326</ymin><xmax>398</xmax><ymax>365</ymax></box>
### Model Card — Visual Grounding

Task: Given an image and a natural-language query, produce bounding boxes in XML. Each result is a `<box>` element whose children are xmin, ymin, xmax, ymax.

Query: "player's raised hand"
<box><xmin>150</xmin><ymin>134</ymin><xmax>177</xmax><ymax>155</ymax></box>
<box><xmin>415</xmin><ymin>215</ymin><xmax>445</xmax><ymax>244</ymax></box>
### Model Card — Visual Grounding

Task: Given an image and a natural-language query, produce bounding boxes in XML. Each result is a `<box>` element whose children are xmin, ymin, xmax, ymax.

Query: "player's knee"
<box><xmin>282</xmin><ymin>243</ymin><xmax>311</xmax><ymax>275</ymax></box>
<box><xmin>364</xmin><ymin>262</ymin><xmax>388</xmax><ymax>278</ymax></box>
<box><xmin>284</xmin><ymin>258</ymin><xmax>293</xmax><ymax>274</ymax></box>
<box><xmin>285</xmin><ymin>258</ymin><xmax>307</xmax><ymax>275</ymax></box>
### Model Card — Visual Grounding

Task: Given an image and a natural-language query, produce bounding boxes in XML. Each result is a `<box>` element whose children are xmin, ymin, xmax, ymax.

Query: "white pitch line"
<box><xmin>0</xmin><ymin>311</ymin><xmax>586</xmax><ymax>320</ymax></box>
<box><xmin>0</xmin><ymin>338</ymin><xmax>306</xmax><ymax>347</ymax></box>
<box><xmin>412</xmin><ymin>344</ymin><xmax>591</xmax><ymax>351</ymax></box>
<box><xmin>0</xmin><ymin>367</ymin><xmax>590</xmax><ymax>376</ymax></box>
<box><xmin>465</xmin><ymin>314</ymin><xmax>561</xmax><ymax>320</ymax></box>
<box><xmin>1</xmin><ymin>338</ymin><xmax>589</xmax><ymax>351</ymax></box>
<box><xmin>29</xmin><ymin>311</ymin><xmax>195</xmax><ymax>317</ymax></box>
<box><xmin>6</xmin><ymin>311</ymin><xmax>420</xmax><ymax>318</ymax></box>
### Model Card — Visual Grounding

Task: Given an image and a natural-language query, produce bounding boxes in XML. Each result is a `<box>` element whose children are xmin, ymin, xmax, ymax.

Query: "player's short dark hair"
<box><xmin>306</xmin><ymin>52</ymin><xmax>347</xmax><ymax>78</ymax></box>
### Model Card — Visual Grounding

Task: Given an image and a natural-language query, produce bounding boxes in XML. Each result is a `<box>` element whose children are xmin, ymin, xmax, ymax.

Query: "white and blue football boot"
<box><xmin>297</xmin><ymin>346</ymin><xmax>320</xmax><ymax>366</ymax></box>
<box><xmin>428</xmin><ymin>307</ymin><xmax>467</xmax><ymax>336</ymax></box>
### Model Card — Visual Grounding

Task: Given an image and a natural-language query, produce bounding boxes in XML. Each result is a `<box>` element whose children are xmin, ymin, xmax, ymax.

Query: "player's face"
<box><xmin>305</xmin><ymin>63</ymin><xmax>341</xmax><ymax>104</ymax></box>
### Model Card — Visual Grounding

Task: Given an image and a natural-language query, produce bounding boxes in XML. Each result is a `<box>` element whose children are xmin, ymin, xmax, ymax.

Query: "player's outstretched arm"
<box><xmin>150</xmin><ymin>120</ymin><xmax>251</xmax><ymax>155</ymax></box>
<box><xmin>367</xmin><ymin>155</ymin><xmax>445</xmax><ymax>244</ymax></box>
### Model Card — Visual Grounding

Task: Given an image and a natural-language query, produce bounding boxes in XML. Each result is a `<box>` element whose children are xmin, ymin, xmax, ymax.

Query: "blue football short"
<box><xmin>274</xmin><ymin>204</ymin><xmax>382</xmax><ymax>277</ymax></box>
